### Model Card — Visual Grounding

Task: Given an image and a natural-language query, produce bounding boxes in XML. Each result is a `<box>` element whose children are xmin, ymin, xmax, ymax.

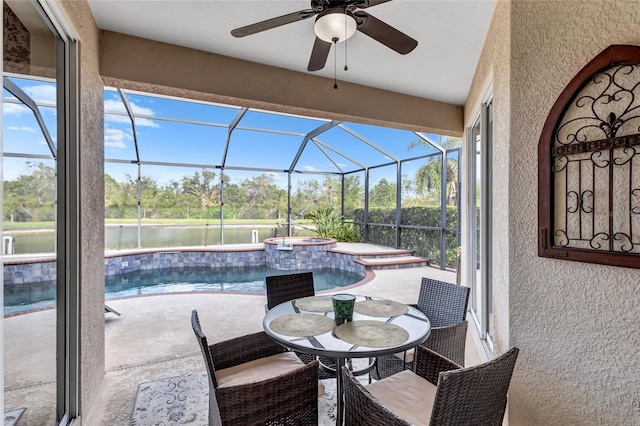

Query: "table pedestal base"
<box><xmin>329</xmin><ymin>357</ymin><xmax>376</xmax><ymax>425</ymax></box>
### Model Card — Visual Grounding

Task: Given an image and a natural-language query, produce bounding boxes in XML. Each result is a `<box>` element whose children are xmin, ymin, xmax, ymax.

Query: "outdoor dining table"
<box><xmin>263</xmin><ymin>294</ymin><xmax>431</xmax><ymax>426</ymax></box>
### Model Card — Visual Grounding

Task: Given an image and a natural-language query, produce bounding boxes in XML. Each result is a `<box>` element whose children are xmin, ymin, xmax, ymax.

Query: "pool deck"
<box><xmin>3</xmin><ymin>243</ymin><xmax>485</xmax><ymax>425</ymax></box>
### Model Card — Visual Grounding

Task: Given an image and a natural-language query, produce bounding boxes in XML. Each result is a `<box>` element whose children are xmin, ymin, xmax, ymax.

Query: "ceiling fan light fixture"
<box><xmin>314</xmin><ymin>9</ymin><xmax>357</xmax><ymax>43</ymax></box>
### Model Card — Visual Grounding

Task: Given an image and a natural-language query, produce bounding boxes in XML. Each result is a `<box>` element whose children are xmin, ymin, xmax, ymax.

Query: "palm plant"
<box><xmin>305</xmin><ymin>206</ymin><xmax>360</xmax><ymax>242</ymax></box>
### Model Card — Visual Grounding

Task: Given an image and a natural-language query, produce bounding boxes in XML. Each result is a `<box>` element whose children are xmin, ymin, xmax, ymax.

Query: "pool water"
<box><xmin>4</xmin><ymin>266</ymin><xmax>364</xmax><ymax>315</ymax></box>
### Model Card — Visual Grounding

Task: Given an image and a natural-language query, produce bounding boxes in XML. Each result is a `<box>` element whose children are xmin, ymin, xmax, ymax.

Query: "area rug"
<box><xmin>4</xmin><ymin>408</ymin><xmax>26</xmax><ymax>426</ymax></box>
<box><xmin>130</xmin><ymin>369</ymin><xmax>369</xmax><ymax>425</ymax></box>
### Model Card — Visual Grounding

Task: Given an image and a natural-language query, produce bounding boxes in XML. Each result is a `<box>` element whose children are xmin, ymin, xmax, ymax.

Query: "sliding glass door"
<box><xmin>2</xmin><ymin>1</ymin><xmax>78</xmax><ymax>424</ymax></box>
<box><xmin>467</xmin><ymin>100</ymin><xmax>493</xmax><ymax>350</ymax></box>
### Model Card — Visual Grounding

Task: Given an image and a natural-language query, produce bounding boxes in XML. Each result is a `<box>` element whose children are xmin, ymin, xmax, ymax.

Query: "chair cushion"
<box><xmin>216</xmin><ymin>351</ymin><xmax>305</xmax><ymax>387</ymax></box>
<box><xmin>365</xmin><ymin>370</ymin><xmax>436</xmax><ymax>426</ymax></box>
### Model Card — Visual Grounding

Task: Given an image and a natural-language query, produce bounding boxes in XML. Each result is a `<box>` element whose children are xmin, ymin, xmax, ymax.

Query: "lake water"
<box><xmin>4</xmin><ymin>266</ymin><xmax>363</xmax><ymax>314</ymax></box>
<box><xmin>3</xmin><ymin>225</ymin><xmax>314</xmax><ymax>254</ymax></box>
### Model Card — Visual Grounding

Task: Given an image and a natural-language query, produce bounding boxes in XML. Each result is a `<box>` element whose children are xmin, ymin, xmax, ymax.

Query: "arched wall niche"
<box><xmin>539</xmin><ymin>45</ymin><xmax>640</xmax><ymax>268</ymax></box>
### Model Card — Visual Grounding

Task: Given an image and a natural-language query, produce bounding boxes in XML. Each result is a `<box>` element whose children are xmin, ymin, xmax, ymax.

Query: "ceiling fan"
<box><xmin>231</xmin><ymin>0</ymin><xmax>418</xmax><ymax>72</ymax></box>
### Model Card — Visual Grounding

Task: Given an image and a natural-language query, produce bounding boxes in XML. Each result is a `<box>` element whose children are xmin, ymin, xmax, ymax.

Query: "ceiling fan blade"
<box><xmin>231</xmin><ymin>9</ymin><xmax>316</xmax><ymax>38</ymax></box>
<box><xmin>308</xmin><ymin>37</ymin><xmax>332</xmax><ymax>71</ymax></box>
<box><xmin>355</xmin><ymin>11</ymin><xmax>417</xmax><ymax>54</ymax></box>
<box><xmin>360</xmin><ymin>0</ymin><xmax>393</xmax><ymax>9</ymax></box>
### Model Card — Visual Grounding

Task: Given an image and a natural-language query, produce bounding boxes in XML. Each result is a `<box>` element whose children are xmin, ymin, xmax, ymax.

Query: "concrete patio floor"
<box><xmin>4</xmin><ymin>244</ymin><xmax>486</xmax><ymax>425</ymax></box>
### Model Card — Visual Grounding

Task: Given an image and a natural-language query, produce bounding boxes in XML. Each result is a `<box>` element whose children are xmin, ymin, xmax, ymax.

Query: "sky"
<box><xmin>3</xmin><ymin>76</ymin><xmax>448</xmax><ymax>188</ymax></box>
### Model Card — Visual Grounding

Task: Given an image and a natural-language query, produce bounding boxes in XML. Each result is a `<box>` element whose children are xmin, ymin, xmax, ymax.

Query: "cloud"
<box><xmin>104</xmin><ymin>99</ymin><xmax>127</xmax><ymax>114</ymax></box>
<box><xmin>24</xmin><ymin>84</ymin><xmax>57</xmax><ymax>104</ymax></box>
<box><xmin>3</xmin><ymin>103</ymin><xmax>30</xmax><ymax>115</ymax></box>
<box><xmin>7</xmin><ymin>126</ymin><xmax>37</xmax><ymax>133</ymax></box>
<box><xmin>104</xmin><ymin>127</ymin><xmax>133</xmax><ymax>149</ymax></box>
<box><xmin>303</xmin><ymin>165</ymin><xmax>319</xmax><ymax>172</ymax></box>
<box><xmin>104</xmin><ymin>99</ymin><xmax>159</xmax><ymax>128</ymax></box>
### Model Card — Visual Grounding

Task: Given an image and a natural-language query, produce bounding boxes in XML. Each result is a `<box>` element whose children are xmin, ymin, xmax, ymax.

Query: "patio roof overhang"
<box><xmin>98</xmin><ymin>30</ymin><xmax>464</xmax><ymax>137</ymax></box>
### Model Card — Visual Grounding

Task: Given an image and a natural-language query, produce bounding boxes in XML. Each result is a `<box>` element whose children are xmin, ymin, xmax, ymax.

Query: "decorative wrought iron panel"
<box><xmin>539</xmin><ymin>45</ymin><xmax>640</xmax><ymax>268</ymax></box>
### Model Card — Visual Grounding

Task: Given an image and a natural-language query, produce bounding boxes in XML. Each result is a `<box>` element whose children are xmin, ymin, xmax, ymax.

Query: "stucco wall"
<box><xmin>467</xmin><ymin>1</ymin><xmax>640</xmax><ymax>424</ymax></box>
<box><xmin>59</xmin><ymin>0</ymin><xmax>106</xmax><ymax>419</ymax></box>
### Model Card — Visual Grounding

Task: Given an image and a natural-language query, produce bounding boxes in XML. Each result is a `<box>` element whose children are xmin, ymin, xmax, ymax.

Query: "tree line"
<box><xmin>4</xmin><ymin>145</ymin><xmax>458</xmax><ymax>224</ymax></box>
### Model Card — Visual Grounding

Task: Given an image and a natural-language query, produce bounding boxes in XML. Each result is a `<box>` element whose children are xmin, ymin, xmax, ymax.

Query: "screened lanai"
<box><xmin>3</xmin><ymin>74</ymin><xmax>461</xmax><ymax>268</ymax></box>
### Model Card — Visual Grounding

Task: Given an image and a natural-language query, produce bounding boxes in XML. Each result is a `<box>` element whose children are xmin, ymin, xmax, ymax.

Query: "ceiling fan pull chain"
<box><xmin>333</xmin><ymin>37</ymin><xmax>338</xmax><ymax>89</ymax></box>
<box><xmin>344</xmin><ymin>40</ymin><xmax>349</xmax><ymax>71</ymax></box>
<box><xmin>344</xmin><ymin>8</ymin><xmax>348</xmax><ymax>71</ymax></box>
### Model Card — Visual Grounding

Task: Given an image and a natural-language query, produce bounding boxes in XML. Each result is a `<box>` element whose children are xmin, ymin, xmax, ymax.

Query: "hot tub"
<box><xmin>263</xmin><ymin>237</ymin><xmax>338</xmax><ymax>270</ymax></box>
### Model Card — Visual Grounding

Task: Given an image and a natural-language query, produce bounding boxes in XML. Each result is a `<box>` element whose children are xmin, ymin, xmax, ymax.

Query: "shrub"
<box><xmin>305</xmin><ymin>206</ymin><xmax>362</xmax><ymax>242</ymax></box>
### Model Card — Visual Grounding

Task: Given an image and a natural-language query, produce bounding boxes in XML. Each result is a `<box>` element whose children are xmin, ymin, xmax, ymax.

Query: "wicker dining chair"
<box><xmin>264</xmin><ymin>271</ymin><xmax>338</xmax><ymax>379</ymax></box>
<box><xmin>343</xmin><ymin>346</ymin><xmax>519</xmax><ymax>426</ymax></box>
<box><xmin>417</xmin><ymin>278</ymin><xmax>470</xmax><ymax>328</ymax></box>
<box><xmin>374</xmin><ymin>278</ymin><xmax>470</xmax><ymax>379</ymax></box>
<box><xmin>191</xmin><ymin>310</ymin><xmax>319</xmax><ymax>426</ymax></box>
<box><xmin>265</xmin><ymin>271</ymin><xmax>315</xmax><ymax>311</ymax></box>
<box><xmin>264</xmin><ymin>272</ymin><xmax>316</xmax><ymax>363</ymax></box>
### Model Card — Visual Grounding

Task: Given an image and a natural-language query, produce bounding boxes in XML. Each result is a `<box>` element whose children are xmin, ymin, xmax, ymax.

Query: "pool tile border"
<box><xmin>3</xmin><ymin>244</ymin><xmax>370</xmax><ymax>316</ymax></box>
<box><xmin>4</xmin><ymin>243</ymin><xmax>366</xmax><ymax>286</ymax></box>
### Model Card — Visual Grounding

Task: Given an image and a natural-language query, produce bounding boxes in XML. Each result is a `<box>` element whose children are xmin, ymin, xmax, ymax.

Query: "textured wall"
<box><xmin>466</xmin><ymin>1</ymin><xmax>640</xmax><ymax>424</ymax></box>
<box><xmin>59</xmin><ymin>0</ymin><xmax>106</xmax><ymax>419</ymax></box>
<box><xmin>3</xmin><ymin>2</ymin><xmax>30</xmax><ymax>72</ymax></box>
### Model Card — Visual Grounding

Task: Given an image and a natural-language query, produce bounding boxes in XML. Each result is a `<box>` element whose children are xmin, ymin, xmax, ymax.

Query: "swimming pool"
<box><xmin>4</xmin><ymin>266</ymin><xmax>364</xmax><ymax>315</ymax></box>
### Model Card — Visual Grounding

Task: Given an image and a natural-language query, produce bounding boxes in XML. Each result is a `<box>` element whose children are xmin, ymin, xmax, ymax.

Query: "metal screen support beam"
<box><xmin>440</xmin><ymin>136</ymin><xmax>447</xmax><ymax>269</ymax></box>
<box><xmin>137</xmin><ymin>163</ymin><xmax>142</xmax><ymax>248</ymax></box>
<box><xmin>118</xmin><ymin>89</ymin><xmax>143</xmax><ymax>248</ymax></box>
<box><xmin>364</xmin><ymin>168</ymin><xmax>370</xmax><ymax>242</ymax></box>
<box><xmin>220</xmin><ymin>170</ymin><xmax>224</xmax><ymax>245</ymax></box>
<box><xmin>396</xmin><ymin>161</ymin><xmax>402</xmax><ymax>248</ymax></box>
<box><xmin>221</xmin><ymin>107</ymin><xmax>247</xmax><ymax>168</ymax></box>
<box><xmin>454</xmin><ymin>148</ymin><xmax>462</xmax><ymax>248</ymax></box>
<box><xmin>341</xmin><ymin>175</ymin><xmax>345</xmax><ymax>217</ymax></box>
<box><xmin>118</xmin><ymin>89</ymin><xmax>140</xmax><ymax>164</ymax></box>
<box><xmin>312</xmin><ymin>138</ymin><xmax>367</xmax><ymax>170</ymax></box>
<box><xmin>288</xmin><ymin>173</ymin><xmax>292</xmax><ymax>236</ymax></box>
<box><xmin>338</xmin><ymin>124</ymin><xmax>399</xmax><ymax>163</ymax></box>
<box><xmin>289</xmin><ymin>120</ymin><xmax>340</xmax><ymax>171</ymax></box>
<box><xmin>415</xmin><ymin>132</ymin><xmax>447</xmax><ymax>269</ymax></box>
<box><xmin>3</xmin><ymin>77</ymin><xmax>57</xmax><ymax>159</ymax></box>
<box><xmin>312</xmin><ymin>140</ymin><xmax>345</xmax><ymax>173</ymax></box>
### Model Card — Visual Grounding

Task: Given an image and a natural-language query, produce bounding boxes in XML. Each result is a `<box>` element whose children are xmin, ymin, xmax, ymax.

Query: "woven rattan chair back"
<box><xmin>417</xmin><ymin>278</ymin><xmax>470</xmax><ymax>327</ymax></box>
<box><xmin>423</xmin><ymin>320</ymin><xmax>468</xmax><ymax>366</ymax></box>
<box><xmin>374</xmin><ymin>280</ymin><xmax>470</xmax><ymax>380</ymax></box>
<box><xmin>265</xmin><ymin>272</ymin><xmax>327</xmax><ymax>369</ymax></box>
<box><xmin>430</xmin><ymin>347</ymin><xmax>519</xmax><ymax>425</ymax></box>
<box><xmin>191</xmin><ymin>309</ymin><xmax>218</xmax><ymax>388</ymax></box>
<box><xmin>265</xmin><ymin>271</ymin><xmax>315</xmax><ymax>310</ymax></box>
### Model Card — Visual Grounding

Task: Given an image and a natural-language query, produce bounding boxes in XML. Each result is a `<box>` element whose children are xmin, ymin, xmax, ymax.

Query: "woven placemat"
<box><xmin>269</xmin><ymin>313</ymin><xmax>336</xmax><ymax>337</ymax></box>
<box><xmin>355</xmin><ymin>299</ymin><xmax>408</xmax><ymax>317</ymax></box>
<box><xmin>295</xmin><ymin>296</ymin><xmax>334</xmax><ymax>312</ymax></box>
<box><xmin>334</xmin><ymin>320</ymin><xmax>409</xmax><ymax>348</ymax></box>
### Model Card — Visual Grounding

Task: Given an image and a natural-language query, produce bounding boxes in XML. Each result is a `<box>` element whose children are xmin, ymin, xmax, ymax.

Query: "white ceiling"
<box><xmin>87</xmin><ymin>0</ymin><xmax>496</xmax><ymax>105</ymax></box>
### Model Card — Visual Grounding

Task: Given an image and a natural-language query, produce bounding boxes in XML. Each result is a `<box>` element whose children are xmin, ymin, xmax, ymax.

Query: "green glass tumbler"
<box><xmin>332</xmin><ymin>294</ymin><xmax>356</xmax><ymax>325</ymax></box>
